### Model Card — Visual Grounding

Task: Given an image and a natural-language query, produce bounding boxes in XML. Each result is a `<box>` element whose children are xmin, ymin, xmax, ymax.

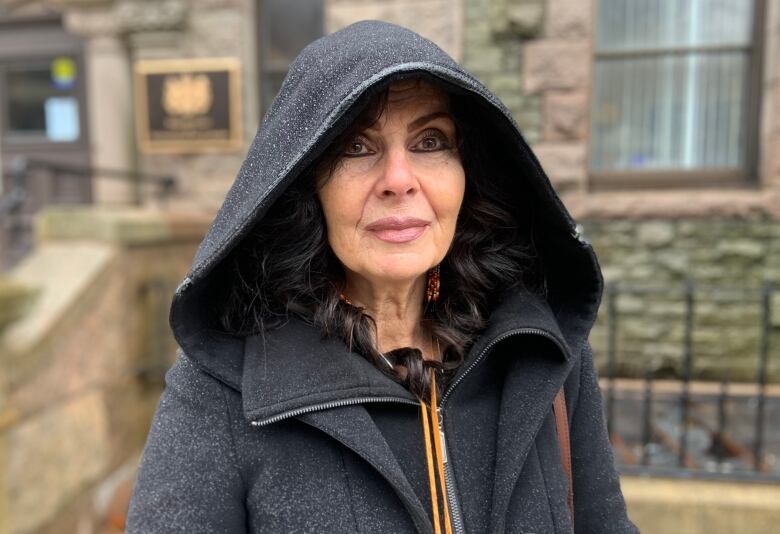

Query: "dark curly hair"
<box><xmin>212</xmin><ymin>77</ymin><xmax>544</xmax><ymax>402</ymax></box>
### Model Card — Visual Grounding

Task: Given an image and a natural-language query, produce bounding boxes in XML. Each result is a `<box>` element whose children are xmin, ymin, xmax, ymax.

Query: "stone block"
<box><xmin>184</xmin><ymin>8</ymin><xmax>244</xmax><ymax>58</ymax></box>
<box><xmin>581</xmin><ymin>217</ymin><xmax>780</xmax><ymax>381</ymax></box>
<box><xmin>645</xmin><ymin>300</ymin><xmax>686</xmax><ymax>317</ymax></box>
<box><xmin>530</xmin><ymin>142</ymin><xmax>586</xmax><ymax>190</ymax></box>
<box><xmin>501</xmin><ymin>41</ymin><xmax>524</xmax><ymax>71</ymax></box>
<box><xmin>523</xmin><ymin>39</ymin><xmax>591</xmax><ymax>94</ymax></box>
<box><xmin>771</xmin><ymin>85</ymin><xmax>780</xmax><ymax>135</ymax></box>
<box><xmin>0</xmin><ymin>432</ymin><xmax>7</xmax><ymax>534</ymax></box>
<box><xmin>488</xmin><ymin>73</ymin><xmax>522</xmax><ymax>95</ymax></box>
<box><xmin>769</xmin><ymin>291</ymin><xmax>780</xmax><ymax>327</ymax></box>
<box><xmin>7</xmin><ymin>392</ymin><xmax>110</xmax><ymax>534</ymax></box>
<box><xmin>615</xmin><ymin>293</ymin><xmax>645</xmax><ymax>314</ymax></box>
<box><xmin>488</xmin><ymin>0</ymin><xmax>544</xmax><ymax>39</ymax></box>
<box><xmin>115</xmin><ymin>0</ymin><xmax>188</xmax><ymax>33</ymax></box>
<box><xmin>623</xmin><ymin>474</ymin><xmax>780</xmax><ymax>533</ymax></box>
<box><xmin>714</xmin><ymin>239</ymin><xmax>766</xmax><ymax>261</ymax></box>
<box><xmin>518</xmin><ymin>124</ymin><xmax>541</xmax><ymax>145</ymax></box>
<box><xmin>1</xmin><ymin>242</ymin><xmax>116</xmax><ymax>387</ymax></box>
<box><xmin>190</xmin><ymin>0</ymin><xmax>244</xmax><ymax>7</ymax></box>
<box><xmin>0</xmin><ymin>277</ymin><xmax>38</xmax><ymax>334</ymax></box>
<box><xmin>470</xmin><ymin>47</ymin><xmax>504</xmax><ymax>73</ymax></box>
<box><xmin>677</xmin><ymin>220</ymin><xmax>700</xmax><ymax>237</ymax></box>
<box><xmin>545</xmin><ymin>0</ymin><xmax>593</xmax><ymax>39</ymax></box>
<box><xmin>519</xmin><ymin>92</ymin><xmax>542</xmax><ymax>113</ymax></box>
<box><xmin>505</xmin><ymin>2</ymin><xmax>544</xmax><ymax>38</ymax></box>
<box><xmin>654</xmin><ymin>251</ymin><xmax>689</xmax><ymax>277</ymax></box>
<box><xmin>36</xmin><ymin>206</ymin><xmax>211</xmax><ymax>245</ymax></box>
<box><xmin>769</xmin><ymin>134</ymin><xmax>780</xmax><ymax>187</ymax></box>
<box><xmin>325</xmin><ymin>0</ymin><xmax>464</xmax><ymax>61</ymax></box>
<box><xmin>636</xmin><ymin>221</ymin><xmax>675</xmax><ymax>248</ymax></box>
<box><xmin>543</xmin><ymin>89</ymin><xmax>589</xmax><ymax>141</ymax></box>
<box><xmin>465</xmin><ymin>0</ymin><xmax>489</xmax><ymax>18</ymax></box>
<box><xmin>636</xmin><ymin>340</ymin><xmax>684</xmax><ymax>361</ymax></box>
<box><xmin>562</xmin><ymin>190</ymin><xmax>780</xmax><ymax>220</ymax></box>
<box><xmin>463</xmin><ymin>20</ymin><xmax>492</xmax><ymax>48</ymax></box>
<box><xmin>516</xmin><ymin>108</ymin><xmax>542</xmax><ymax>131</ymax></box>
<box><xmin>62</xmin><ymin>4</ymin><xmax>119</xmax><ymax>38</ymax></box>
<box><xmin>627</xmin><ymin>264</ymin><xmax>672</xmax><ymax>280</ymax></box>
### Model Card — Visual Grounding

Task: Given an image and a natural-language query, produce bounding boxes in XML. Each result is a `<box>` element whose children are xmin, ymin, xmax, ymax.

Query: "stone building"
<box><xmin>1</xmin><ymin>2</ymin><xmax>780</xmax><ymax>532</ymax></box>
<box><xmin>3</xmin><ymin>0</ymin><xmax>777</xmax><ymax>379</ymax></box>
<box><xmin>0</xmin><ymin>0</ymin><xmax>780</xmax><ymax>372</ymax></box>
<box><xmin>2</xmin><ymin>0</ymin><xmax>779</xmax><ymax>391</ymax></box>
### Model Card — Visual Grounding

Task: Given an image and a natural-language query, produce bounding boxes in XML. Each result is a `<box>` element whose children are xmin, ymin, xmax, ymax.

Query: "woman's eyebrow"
<box><xmin>407</xmin><ymin>111</ymin><xmax>453</xmax><ymax>132</ymax></box>
<box><xmin>362</xmin><ymin>110</ymin><xmax>453</xmax><ymax>133</ymax></box>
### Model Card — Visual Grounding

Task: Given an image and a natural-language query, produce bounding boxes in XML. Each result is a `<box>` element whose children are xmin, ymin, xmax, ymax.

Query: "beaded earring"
<box><xmin>425</xmin><ymin>264</ymin><xmax>441</xmax><ymax>304</ymax></box>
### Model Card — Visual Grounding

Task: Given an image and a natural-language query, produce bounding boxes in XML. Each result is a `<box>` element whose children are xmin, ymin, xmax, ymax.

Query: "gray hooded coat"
<box><xmin>126</xmin><ymin>20</ymin><xmax>639</xmax><ymax>534</ymax></box>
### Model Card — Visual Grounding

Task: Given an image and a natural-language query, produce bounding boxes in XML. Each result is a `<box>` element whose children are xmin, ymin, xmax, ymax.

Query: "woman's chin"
<box><xmin>365</xmin><ymin>262</ymin><xmax>432</xmax><ymax>285</ymax></box>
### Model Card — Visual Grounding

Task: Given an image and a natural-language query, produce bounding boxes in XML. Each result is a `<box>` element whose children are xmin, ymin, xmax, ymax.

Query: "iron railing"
<box><xmin>0</xmin><ymin>156</ymin><xmax>177</xmax><ymax>271</ymax></box>
<box><xmin>0</xmin><ymin>156</ymin><xmax>177</xmax><ymax>212</ymax></box>
<box><xmin>602</xmin><ymin>280</ymin><xmax>779</xmax><ymax>481</ymax></box>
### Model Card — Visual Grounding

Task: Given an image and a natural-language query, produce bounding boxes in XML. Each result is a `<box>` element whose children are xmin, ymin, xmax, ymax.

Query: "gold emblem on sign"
<box><xmin>162</xmin><ymin>73</ymin><xmax>213</xmax><ymax>116</ymax></box>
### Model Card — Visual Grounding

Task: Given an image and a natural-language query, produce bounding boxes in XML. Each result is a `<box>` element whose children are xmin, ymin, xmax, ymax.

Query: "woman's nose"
<box><xmin>376</xmin><ymin>146</ymin><xmax>418</xmax><ymax>198</ymax></box>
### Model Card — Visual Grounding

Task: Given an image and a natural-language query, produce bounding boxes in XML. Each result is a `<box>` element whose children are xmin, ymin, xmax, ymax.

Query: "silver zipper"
<box><xmin>250</xmin><ymin>395</ymin><xmax>418</xmax><ymax>426</ymax></box>
<box><xmin>441</xmin><ymin>327</ymin><xmax>567</xmax><ymax>408</ymax></box>
<box><xmin>436</xmin><ymin>326</ymin><xmax>568</xmax><ymax>534</ymax></box>
<box><xmin>437</xmin><ymin>407</ymin><xmax>466</xmax><ymax>534</ymax></box>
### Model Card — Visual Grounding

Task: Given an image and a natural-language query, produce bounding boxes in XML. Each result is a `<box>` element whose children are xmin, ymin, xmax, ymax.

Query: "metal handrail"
<box><xmin>0</xmin><ymin>156</ymin><xmax>177</xmax><ymax>217</ymax></box>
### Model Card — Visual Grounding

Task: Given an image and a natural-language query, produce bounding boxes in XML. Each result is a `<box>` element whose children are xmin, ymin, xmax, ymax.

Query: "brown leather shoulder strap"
<box><xmin>553</xmin><ymin>386</ymin><xmax>574</xmax><ymax>525</ymax></box>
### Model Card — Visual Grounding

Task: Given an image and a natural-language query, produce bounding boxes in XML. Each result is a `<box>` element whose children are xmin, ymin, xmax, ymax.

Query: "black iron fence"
<box><xmin>602</xmin><ymin>281</ymin><xmax>779</xmax><ymax>481</ymax></box>
<box><xmin>0</xmin><ymin>156</ymin><xmax>176</xmax><ymax>271</ymax></box>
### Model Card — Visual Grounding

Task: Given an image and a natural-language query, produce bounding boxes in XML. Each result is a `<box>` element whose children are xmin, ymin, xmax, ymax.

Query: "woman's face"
<box><xmin>317</xmin><ymin>81</ymin><xmax>466</xmax><ymax>288</ymax></box>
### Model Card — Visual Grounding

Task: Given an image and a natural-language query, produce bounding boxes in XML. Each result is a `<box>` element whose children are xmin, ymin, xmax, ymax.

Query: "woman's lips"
<box><xmin>365</xmin><ymin>217</ymin><xmax>431</xmax><ymax>243</ymax></box>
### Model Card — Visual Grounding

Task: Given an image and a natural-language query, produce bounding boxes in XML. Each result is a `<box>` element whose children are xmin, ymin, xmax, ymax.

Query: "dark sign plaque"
<box><xmin>134</xmin><ymin>58</ymin><xmax>242</xmax><ymax>154</ymax></box>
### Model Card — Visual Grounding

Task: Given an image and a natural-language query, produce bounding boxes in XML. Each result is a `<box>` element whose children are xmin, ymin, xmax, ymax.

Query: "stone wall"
<box><xmin>583</xmin><ymin>217</ymin><xmax>780</xmax><ymax>382</ymax></box>
<box><xmin>458</xmin><ymin>0</ymin><xmax>780</xmax><ymax>383</ymax></box>
<box><xmin>621</xmin><ymin>475</ymin><xmax>780</xmax><ymax>534</ymax></box>
<box><xmin>460</xmin><ymin>0</ymin><xmax>590</xmax><ymax>187</ymax></box>
<box><xmin>325</xmin><ymin>0</ymin><xmax>463</xmax><ymax>62</ymax></box>
<box><xmin>57</xmin><ymin>0</ymin><xmax>260</xmax><ymax>212</ymax></box>
<box><xmin>463</xmin><ymin>0</ymin><xmax>780</xmax><ymax>214</ymax></box>
<box><xmin>461</xmin><ymin>0</ymin><xmax>544</xmax><ymax>144</ymax></box>
<box><xmin>0</xmin><ymin>207</ymin><xmax>211</xmax><ymax>534</ymax></box>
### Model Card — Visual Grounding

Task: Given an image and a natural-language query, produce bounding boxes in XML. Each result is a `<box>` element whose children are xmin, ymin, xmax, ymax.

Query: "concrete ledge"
<box><xmin>562</xmin><ymin>190</ymin><xmax>780</xmax><ymax>220</ymax></box>
<box><xmin>0</xmin><ymin>277</ymin><xmax>38</xmax><ymax>333</ymax></box>
<box><xmin>0</xmin><ymin>242</ymin><xmax>116</xmax><ymax>399</ymax></box>
<box><xmin>7</xmin><ymin>391</ymin><xmax>110</xmax><ymax>534</ymax></box>
<box><xmin>621</xmin><ymin>475</ymin><xmax>780</xmax><ymax>533</ymax></box>
<box><xmin>35</xmin><ymin>206</ymin><xmax>212</xmax><ymax>246</ymax></box>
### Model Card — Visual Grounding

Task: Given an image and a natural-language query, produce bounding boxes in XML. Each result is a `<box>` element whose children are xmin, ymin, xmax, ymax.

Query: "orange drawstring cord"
<box><xmin>419</xmin><ymin>371</ymin><xmax>453</xmax><ymax>534</ymax></box>
<box><xmin>420</xmin><ymin>394</ymin><xmax>442</xmax><ymax>534</ymax></box>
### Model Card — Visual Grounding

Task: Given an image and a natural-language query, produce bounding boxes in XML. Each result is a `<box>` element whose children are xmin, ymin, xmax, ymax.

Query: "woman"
<box><xmin>127</xmin><ymin>20</ymin><xmax>638</xmax><ymax>534</ymax></box>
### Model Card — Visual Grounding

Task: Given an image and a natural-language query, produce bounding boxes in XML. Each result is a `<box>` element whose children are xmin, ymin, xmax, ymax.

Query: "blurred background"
<box><xmin>0</xmin><ymin>0</ymin><xmax>779</xmax><ymax>532</ymax></box>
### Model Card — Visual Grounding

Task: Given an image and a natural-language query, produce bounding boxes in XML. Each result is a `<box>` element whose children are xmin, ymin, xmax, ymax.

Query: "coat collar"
<box><xmin>239</xmin><ymin>286</ymin><xmax>578</xmax><ymax>534</ymax></box>
<box><xmin>241</xmin><ymin>285</ymin><xmax>574</xmax><ymax>425</ymax></box>
<box><xmin>242</xmin><ymin>319</ymin><xmax>417</xmax><ymax>425</ymax></box>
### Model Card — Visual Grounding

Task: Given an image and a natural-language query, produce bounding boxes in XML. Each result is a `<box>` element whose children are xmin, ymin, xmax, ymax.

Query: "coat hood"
<box><xmin>168</xmin><ymin>20</ymin><xmax>604</xmax><ymax>391</ymax></box>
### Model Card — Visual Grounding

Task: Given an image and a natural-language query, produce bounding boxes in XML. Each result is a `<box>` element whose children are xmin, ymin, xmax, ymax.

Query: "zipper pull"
<box><xmin>437</xmin><ymin>407</ymin><xmax>448</xmax><ymax>464</ymax></box>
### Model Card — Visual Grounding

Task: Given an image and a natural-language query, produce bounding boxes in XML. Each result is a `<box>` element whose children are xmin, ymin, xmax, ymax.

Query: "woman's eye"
<box><xmin>343</xmin><ymin>137</ymin><xmax>370</xmax><ymax>157</ymax></box>
<box><xmin>414</xmin><ymin>130</ymin><xmax>450</xmax><ymax>152</ymax></box>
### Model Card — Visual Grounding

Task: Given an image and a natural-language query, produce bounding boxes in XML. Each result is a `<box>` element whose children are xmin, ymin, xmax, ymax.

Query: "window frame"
<box><xmin>587</xmin><ymin>0</ymin><xmax>766</xmax><ymax>191</ymax></box>
<box><xmin>0</xmin><ymin>14</ymin><xmax>89</xmax><ymax>152</ymax></box>
<box><xmin>256</xmin><ymin>0</ymin><xmax>324</xmax><ymax>116</ymax></box>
